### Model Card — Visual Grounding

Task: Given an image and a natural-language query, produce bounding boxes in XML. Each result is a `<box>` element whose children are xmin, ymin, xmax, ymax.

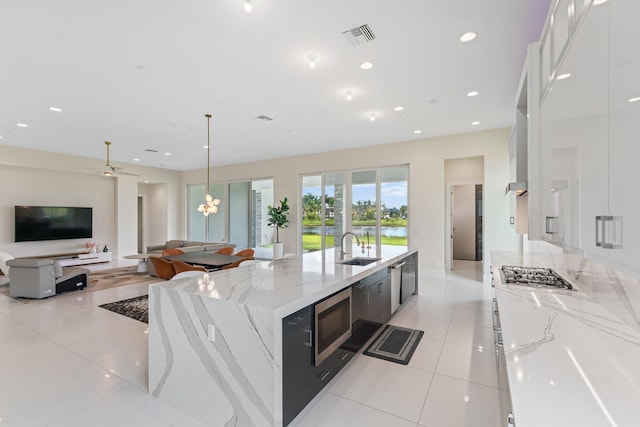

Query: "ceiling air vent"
<box><xmin>144</xmin><ymin>149</ymin><xmax>159</xmax><ymax>153</ymax></box>
<box><xmin>256</xmin><ymin>115</ymin><xmax>274</xmax><ymax>121</ymax></box>
<box><xmin>342</xmin><ymin>24</ymin><xmax>376</xmax><ymax>46</ymax></box>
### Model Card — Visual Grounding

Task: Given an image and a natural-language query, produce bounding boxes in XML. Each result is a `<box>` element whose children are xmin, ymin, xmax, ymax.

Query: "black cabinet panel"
<box><xmin>282</xmin><ymin>305</ymin><xmax>354</xmax><ymax>426</ymax></box>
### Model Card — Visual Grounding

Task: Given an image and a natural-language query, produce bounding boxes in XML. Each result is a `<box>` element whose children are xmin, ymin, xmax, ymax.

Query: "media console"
<box><xmin>55</xmin><ymin>252</ymin><xmax>112</xmax><ymax>267</ymax></box>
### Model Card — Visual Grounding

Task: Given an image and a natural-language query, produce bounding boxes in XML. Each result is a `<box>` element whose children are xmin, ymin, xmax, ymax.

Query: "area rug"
<box><xmin>99</xmin><ymin>295</ymin><xmax>149</xmax><ymax>324</ymax></box>
<box><xmin>363</xmin><ymin>325</ymin><xmax>424</xmax><ymax>365</ymax></box>
<box><xmin>0</xmin><ymin>267</ymin><xmax>162</xmax><ymax>303</ymax></box>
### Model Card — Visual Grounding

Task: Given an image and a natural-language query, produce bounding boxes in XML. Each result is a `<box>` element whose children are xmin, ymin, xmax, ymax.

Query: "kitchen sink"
<box><xmin>339</xmin><ymin>257</ymin><xmax>381</xmax><ymax>266</ymax></box>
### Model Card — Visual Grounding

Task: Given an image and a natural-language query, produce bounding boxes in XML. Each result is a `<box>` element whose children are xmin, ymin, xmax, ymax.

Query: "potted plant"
<box><xmin>267</xmin><ymin>197</ymin><xmax>290</xmax><ymax>259</ymax></box>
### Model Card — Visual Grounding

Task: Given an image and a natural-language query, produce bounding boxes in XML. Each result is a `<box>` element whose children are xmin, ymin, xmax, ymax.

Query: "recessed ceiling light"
<box><xmin>369</xmin><ymin>113</ymin><xmax>376</xmax><ymax>122</ymax></box>
<box><xmin>466</xmin><ymin>91</ymin><xmax>479</xmax><ymax>97</ymax></box>
<box><xmin>144</xmin><ymin>180</ymin><xmax>149</xmax><ymax>183</ymax></box>
<box><xmin>628</xmin><ymin>97</ymin><xmax>640</xmax><ymax>103</ymax></box>
<box><xmin>394</xmin><ymin>106</ymin><xmax>404</xmax><ymax>111</ymax></box>
<box><xmin>472</xmin><ymin>121</ymin><xmax>480</xmax><ymax>126</ymax></box>
<box><xmin>49</xmin><ymin>106</ymin><xmax>62</xmax><ymax>112</ymax></box>
<box><xmin>414</xmin><ymin>130</ymin><xmax>422</xmax><ymax>134</ymax></box>
<box><xmin>556</xmin><ymin>73</ymin><xmax>571</xmax><ymax>80</ymax></box>
<box><xmin>244</xmin><ymin>0</ymin><xmax>252</xmax><ymax>13</ymax></box>
<box><xmin>164</xmin><ymin>152</ymin><xmax>171</xmax><ymax>156</ymax></box>
<box><xmin>133</xmin><ymin>158</ymin><xmax>140</xmax><ymax>162</ymax></box>
<box><xmin>360</xmin><ymin>62</ymin><xmax>373</xmax><ymax>70</ymax></box>
<box><xmin>308</xmin><ymin>55</ymin><xmax>317</xmax><ymax>69</ymax></box>
<box><xmin>0</xmin><ymin>136</ymin><xmax>3</xmax><ymax>139</ymax></box>
<box><xmin>593</xmin><ymin>0</ymin><xmax>608</xmax><ymax>5</ymax></box>
<box><xmin>16</xmin><ymin>123</ymin><xmax>28</xmax><ymax>128</ymax></box>
<box><xmin>203</xmin><ymin>145</ymin><xmax>209</xmax><ymax>149</ymax></box>
<box><xmin>460</xmin><ymin>32</ymin><xmax>477</xmax><ymax>42</ymax></box>
<box><xmin>345</xmin><ymin>90</ymin><xmax>353</xmax><ymax>101</ymax></box>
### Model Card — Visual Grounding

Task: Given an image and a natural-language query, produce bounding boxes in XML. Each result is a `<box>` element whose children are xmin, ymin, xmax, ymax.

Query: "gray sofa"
<box><xmin>6</xmin><ymin>258</ymin><xmax>90</xmax><ymax>299</ymax></box>
<box><xmin>146</xmin><ymin>240</ymin><xmax>235</xmax><ymax>255</ymax></box>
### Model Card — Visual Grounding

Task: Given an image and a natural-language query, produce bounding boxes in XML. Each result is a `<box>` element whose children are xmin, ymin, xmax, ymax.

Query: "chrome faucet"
<box><xmin>339</xmin><ymin>232</ymin><xmax>360</xmax><ymax>261</ymax></box>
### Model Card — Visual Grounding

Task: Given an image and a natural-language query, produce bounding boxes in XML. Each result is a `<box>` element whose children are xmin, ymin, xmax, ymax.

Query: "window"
<box><xmin>301</xmin><ymin>166</ymin><xmax>408</xmax><ymax>252</ymax></box>
<box><xmin>187</xmin><ymin>179</ymin><xmax>273</xmax><ymax>248</ymax></box>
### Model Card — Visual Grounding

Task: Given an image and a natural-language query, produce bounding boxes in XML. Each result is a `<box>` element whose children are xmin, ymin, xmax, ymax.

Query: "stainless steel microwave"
<box><xmin>314</xmin><ymin>287</ymin><xmax>352</xmax><ymax>366</ymax></box>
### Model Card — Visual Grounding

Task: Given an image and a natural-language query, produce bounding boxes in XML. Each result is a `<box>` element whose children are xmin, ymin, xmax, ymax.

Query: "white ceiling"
<box><xmin>1</xmin><ymin>0</ymin><xmax>551</xmax><ymax>172</ymax></box>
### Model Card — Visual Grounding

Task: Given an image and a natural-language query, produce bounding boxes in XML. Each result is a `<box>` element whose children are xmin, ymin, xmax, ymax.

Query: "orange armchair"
<box><xmin>214</xmin><ymin>247</ymin><xmax>234</xmax><ymax>255</ymax></box>
<box><xmin>234</xmin><ymin>248</ymin><xmax>255</xmax><ymax>258</ymax></box>
<box><xmin>171</xmin><ymin>260</ymin><xmax>206</xmax><ymax>274</ymax></box>
<box><xmin>221</xmin><ymin>256</ymin><xmax>255</xmax><ymax>270</ymax></box>
<box><xmin>150</xmin><ymin>257</ymin><xmax>176</xmax><ymax>280</ymax></box>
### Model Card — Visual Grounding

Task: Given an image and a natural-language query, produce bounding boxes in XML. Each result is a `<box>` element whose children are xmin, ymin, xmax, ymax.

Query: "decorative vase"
<box><xmin>273</xmin><ymin>242</ymin><xmax>284</xmax><ymax>260</ymax></box>
<box><xmin>90</xmin><ymin>246</ymin><xmax>97</xmax><ymax>254</ymax></box>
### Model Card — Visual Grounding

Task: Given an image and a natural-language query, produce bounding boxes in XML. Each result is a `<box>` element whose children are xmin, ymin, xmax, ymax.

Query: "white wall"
<box><xmin>0</xmin><ymin>165</ymin><xmax>115</xmax><ymax>257</ymax></box>
<box><xmin>0</xmin><ymin>145</ymin><xmax>182</xmax><ymax>258</ymax></box>
<box><xmin>183</xmin><ymin>128</ymin><xmax>521</xmax><ymax>279</ymax></box>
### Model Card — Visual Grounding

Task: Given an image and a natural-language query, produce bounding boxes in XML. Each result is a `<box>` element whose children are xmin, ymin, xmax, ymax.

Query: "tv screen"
<box><xmin>14</xmin><ymin>206</ymin><xmax>93</xmax><ymax>242</ymax></box>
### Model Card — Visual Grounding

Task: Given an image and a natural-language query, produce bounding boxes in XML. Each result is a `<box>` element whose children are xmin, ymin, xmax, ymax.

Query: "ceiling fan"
<box><xmin>101</xmin><ymin>141</ymin><xmax>138</xmax><ymax>176</ymax></box>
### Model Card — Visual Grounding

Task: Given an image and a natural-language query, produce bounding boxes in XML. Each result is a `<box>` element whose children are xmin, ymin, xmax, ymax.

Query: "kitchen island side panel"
<box><xmin>149</xmin><ymin>285</ymin><xmax>281</xmax><ymax>426</ymax></box>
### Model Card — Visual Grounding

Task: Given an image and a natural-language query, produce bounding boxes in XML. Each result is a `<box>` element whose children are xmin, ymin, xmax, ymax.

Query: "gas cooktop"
<box><xmin>500</xmin><ymin>265</ymin><xmax>573</xmax><ymax>290</ymax></box>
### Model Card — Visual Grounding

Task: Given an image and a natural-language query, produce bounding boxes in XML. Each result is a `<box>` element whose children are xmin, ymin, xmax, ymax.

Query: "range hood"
<box><xmin>505</xmin><ymin>182</ymin><xmax>528</xmax><ymax>196</ymax></box>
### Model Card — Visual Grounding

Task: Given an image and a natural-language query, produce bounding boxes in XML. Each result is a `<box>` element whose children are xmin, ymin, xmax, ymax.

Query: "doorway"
<box><xmin>137</xmin><ymin>196</ymin><xmax>143</xmax><ymax>253</ymax></box>
<box><xmin>444</xmin><ymin>156</ymin><xmax>484</xmax><ymax>271</ymax></box>
<box><xmin>451</xmin><ymin>184</ymin><xmax>483</xmax><ymax>262</ymax></box>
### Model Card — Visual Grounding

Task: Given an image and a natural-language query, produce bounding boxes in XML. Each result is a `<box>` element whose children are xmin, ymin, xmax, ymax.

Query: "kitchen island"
<box><xmin>491</xmin><ymin>248</ymin><xmax>640</xmax><ymax>427</ymax></box>
<box><xmin>148</xmin><ymin>245</ymin><xmax>417</xmax><ymax>427</ymax></box>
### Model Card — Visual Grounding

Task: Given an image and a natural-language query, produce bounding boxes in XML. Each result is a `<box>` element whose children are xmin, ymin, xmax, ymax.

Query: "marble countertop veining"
<box><xmin>491</xmin><ymin>250</ymin><xmax>640</xmax><ymax>427</ymax></box>
<box><xmin>151</xmin><ymin>245</ymin><xmax>416</xmax><ymax>317</ymax></box>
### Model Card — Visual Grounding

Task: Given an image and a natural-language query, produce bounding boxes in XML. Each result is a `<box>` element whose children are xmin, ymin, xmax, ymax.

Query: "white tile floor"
<box><xmin>0</xmin><ymin>259</ymin><xmax>509</xmax><ymax>426</ymax></box>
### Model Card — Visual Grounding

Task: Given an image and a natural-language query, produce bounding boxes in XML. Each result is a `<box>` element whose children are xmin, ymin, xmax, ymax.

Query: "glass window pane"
<box><xmin>325</xmin><ymin>172</ymin><xmax>346</xmax><ymax>251</ymax></box>
<box><xmin>251</xmin><ymin>179</ymin><xmax>273</xmax><ymax>249</ymax></box>
<box><xmin>206</xmin><ymin>183</ymin><xmax>226</xmax><ymax>242</ymax></box>
<box><xmin>302</xmin><ymin>175</ymin><xmax>322</xmax><ymax>252</ymax></box>
<box><xmin>351</xmin><ymin>170</ymin><xmax>377</xmax><ymax>248</ymax></box>
<box><xmin>229</xmin><ymin>181</ymin><xmax>250</xmax><ymax>249</ymax></box>
<box><xmin>188</xmin><ymin>184</ymin><xmax>206</xmax><ymax>241</ymax></box>
<box><xmin>381</xmin><ymin>166</ymin><xmax>409</xmax><ymax>246</ymax></box>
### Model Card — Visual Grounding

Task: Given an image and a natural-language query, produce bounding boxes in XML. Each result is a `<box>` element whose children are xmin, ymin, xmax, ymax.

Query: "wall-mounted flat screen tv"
<box><xmin>14</xmin><ymin>206</ymin><xmax>93</xmax><ymax>242</ymax></box>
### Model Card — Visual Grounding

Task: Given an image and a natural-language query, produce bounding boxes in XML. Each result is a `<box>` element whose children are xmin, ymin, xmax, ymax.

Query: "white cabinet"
<box><xmin>535</xmin><ymin>0</ymin><xmax>640</xmax><ymax>275</ymax></box>
<box><xmin>607</xmin><ymin>0</ymin><xmax>640</xmax><ymax>270</ymax></box>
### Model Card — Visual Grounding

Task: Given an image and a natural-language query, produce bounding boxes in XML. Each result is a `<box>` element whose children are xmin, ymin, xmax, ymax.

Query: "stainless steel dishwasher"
<box><xmin>389</xmin><ymin>261</ymin><xmax>405</xmax><ymax>314</ymax></box>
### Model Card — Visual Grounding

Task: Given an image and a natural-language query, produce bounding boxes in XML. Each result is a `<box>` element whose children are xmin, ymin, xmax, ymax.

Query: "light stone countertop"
<box><xmin>491</xmin><ymin>249</ymin><xmax>640</xmax><ymax>427</ymax></box>
<box><xmin>151</xmin><ymin>245</ymin><xmax>416</xmax><ymax>318</ymax></box>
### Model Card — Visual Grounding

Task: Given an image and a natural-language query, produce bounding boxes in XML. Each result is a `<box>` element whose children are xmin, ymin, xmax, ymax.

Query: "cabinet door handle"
<box><xmin>600</xmin><ymin>216</ymin><xmax>623</xmax><ymax>249</ymax></box>
<box><xmin>318</xmin><ymin>371</ymin><xmax>330</xmax><ymax>381</ymax></box>
<box><xmin>390</xmin><ymin>262</ymin><xmax>405</xmax><ymax>270</ymax></box>
<box><xmin>364</xmin><ymin>292</ymin><xmax>370</xmax><ymax>305</ymax></box>
<box><xmin>340</xmin><ymin>352</ymin><xmax>350</xmax><ymax>360</ymax></box>
<box><xmin>377</xmin><ymin>283</ymin><xmax>382</xmax><ymax>294</ymax></box>
<box><xmin>304</xmin><ymin>329</ymin><xmax>312</xmax><ymax>347</ymax></box>
<box><xmin>546</xmin><ymin>216</ymin><xmax>558</xmax><ymax>234</ymax></box>
<box><xmin>507</xmin><ymin>412</ymin><xmax>515</xmax><ymax>427</ymax></box>
<box><xmin>595</xmin><ymin>216</ymin><xmax>604</xmax><ymax>247</ymax></box>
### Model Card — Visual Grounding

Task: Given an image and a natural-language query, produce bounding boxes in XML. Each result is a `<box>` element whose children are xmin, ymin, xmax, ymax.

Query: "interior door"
<box><xmin>452</xmin><ymin>184</ymin><xmax>476</xmax><ymax>260</ymax></box>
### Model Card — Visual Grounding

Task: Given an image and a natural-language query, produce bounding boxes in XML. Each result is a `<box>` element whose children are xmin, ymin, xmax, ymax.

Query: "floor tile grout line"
<box><xmin>326</xmin><ymin>391</ymin><xmax>422</xmax><ymax>425</ymax></box>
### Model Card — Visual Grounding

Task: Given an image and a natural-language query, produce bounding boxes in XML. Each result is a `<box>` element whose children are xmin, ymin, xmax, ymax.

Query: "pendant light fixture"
<box><xmin>197</xmin><ymin>114</ymin><xmax>221</xmax><ymax>216</ymax></box>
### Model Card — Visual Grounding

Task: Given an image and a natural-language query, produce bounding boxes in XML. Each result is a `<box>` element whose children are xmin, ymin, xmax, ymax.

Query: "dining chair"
<box><xmin>171</xmin><ymin>260</ymin><xmax>207</xmax><ymax>274</ymax></box>
<box><xmin>214</xmin><ymin>247</ymin><xmax>234</xmax><ymax>255</ymax></box>
<box><xmin>234</xmin><ymin>248</ymin><xmax>255</xmax><ymax>258</ymax></box>
<box><xmin>162</xmin><ymin>248</ymin><xmax>185</xmax><ymax>256</ymax></box>
<box><xmin>221</xmin><ymin>256</ymin><xmax>256</xmax><ymax>270</ymax></box>
<box><xmin>150</xmin><ymin>257</ymin><xmax>176</xmax><ymax>280</ymax></box>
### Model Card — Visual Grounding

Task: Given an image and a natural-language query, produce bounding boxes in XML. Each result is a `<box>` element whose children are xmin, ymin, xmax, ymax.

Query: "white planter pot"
<box><xmin>273</xmin><ymin>242</ymin><xmax>284</xmax><ymax>260</ymax></box>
